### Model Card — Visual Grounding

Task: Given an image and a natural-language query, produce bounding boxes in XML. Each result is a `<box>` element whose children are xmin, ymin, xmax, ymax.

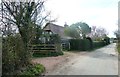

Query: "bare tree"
<box><xmin>0</xmin><ymin>0</ymin><xmax>56</xmax><ymax>48</ymax></box>
<box><xmin>0</xmin><ymin>0</ymin><xmax>56</xmax><ymax>74</ymax></box>
<box><xmin>90</xmin><ymin>26</ymin><xmax>108</xmax><ymax>41</ymax></box>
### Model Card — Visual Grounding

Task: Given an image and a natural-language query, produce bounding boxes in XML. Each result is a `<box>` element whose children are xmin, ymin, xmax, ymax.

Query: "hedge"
<box><xmin>69</xmin><ymin>39</ymin><xmax>108</xmax><ymax>51</ymax></box>
<box><xmin>93</xmin><ymin>41</ymin><xmax>106</xmax><ymax>49</ymax></box>
<box><xmin>69</xmin><ymin>39</ymin><xmax>92</xmax><ymax>51</ymax></box>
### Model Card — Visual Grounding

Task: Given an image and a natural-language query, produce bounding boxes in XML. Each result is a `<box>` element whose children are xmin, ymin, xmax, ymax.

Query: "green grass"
<box><xmin>117</xmin><ymin>43</ymin><xmax>120</xmax><ymax>54</ymax></box>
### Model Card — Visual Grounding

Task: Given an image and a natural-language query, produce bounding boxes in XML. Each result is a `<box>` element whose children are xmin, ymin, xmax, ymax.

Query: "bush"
<box><xmin>20</xmin><ymin>64</ymin><xmax>45</xmax><ymax>76</ymax></box>
<box><xmin>2</xmin><ymin>34</ymin><xmax>32</xmax><ymax>75</ymax></box>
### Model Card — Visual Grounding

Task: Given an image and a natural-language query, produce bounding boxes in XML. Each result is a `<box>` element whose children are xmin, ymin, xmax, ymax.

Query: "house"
<box><xmin>43</xmin><ymin>23</ymin><xmax>71</xmax><ymax>50</ymax></box>
<box><xmin>43</xmin><ymin>23</ymin><xmax>72</xmax><ymax>40</ymax></box>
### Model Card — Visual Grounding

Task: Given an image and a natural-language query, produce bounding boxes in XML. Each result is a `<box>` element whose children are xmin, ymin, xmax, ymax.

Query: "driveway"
<box><xmin>46</xmin><ymin>43</ymin><xmax>118</xmax><ymax>75</ymax></box>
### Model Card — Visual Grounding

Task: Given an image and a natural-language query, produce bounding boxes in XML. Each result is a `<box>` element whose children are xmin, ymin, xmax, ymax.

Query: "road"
<box><xmin>46</xmin><ymin>43</ymin><xmax>118</xmax><ymax>75</ymax></box>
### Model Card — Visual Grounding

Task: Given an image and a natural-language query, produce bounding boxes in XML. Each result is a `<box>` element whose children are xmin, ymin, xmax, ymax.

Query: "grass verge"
<box><xmin>117</xmin><ymin>42</ymin><xmax>120</xmax><ymax>54</ymax></box>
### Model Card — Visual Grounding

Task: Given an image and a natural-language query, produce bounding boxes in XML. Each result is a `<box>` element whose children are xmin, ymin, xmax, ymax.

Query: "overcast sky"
<box><xmin>45</xmin><ymin>0</ymin><xmax>119</xmax><ymax>38</ymax></box>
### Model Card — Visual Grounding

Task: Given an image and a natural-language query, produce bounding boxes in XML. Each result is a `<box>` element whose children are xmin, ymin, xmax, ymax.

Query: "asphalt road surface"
<box><xmin>46</xmin><ymin>43</ymin><xmax>118</xmax><ymax>75</ymax></box>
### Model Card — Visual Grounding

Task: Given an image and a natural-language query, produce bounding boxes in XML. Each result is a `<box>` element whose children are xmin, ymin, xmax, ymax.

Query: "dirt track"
<box><xmin>32</xmin><ymin>51</ymin><xmax>87</xmax><ymax>74</ymax></box>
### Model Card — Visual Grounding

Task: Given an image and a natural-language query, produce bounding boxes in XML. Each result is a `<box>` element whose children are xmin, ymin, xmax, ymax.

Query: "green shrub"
<box><xmin>20</xmin><ymin>64</ymin><xmax>45</xmax><ymax>76</ymax></box>
<box><xmin>2</xmin><ymin>34</ymin><xmax>32</xmax><ymax>75</ymax></box>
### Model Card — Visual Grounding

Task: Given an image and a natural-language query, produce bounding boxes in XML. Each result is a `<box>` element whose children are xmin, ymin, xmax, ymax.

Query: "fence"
<box><xmin>29</xmin><ymin>44</ymin><xmax>56</xmax><ymax>54</ymax></box>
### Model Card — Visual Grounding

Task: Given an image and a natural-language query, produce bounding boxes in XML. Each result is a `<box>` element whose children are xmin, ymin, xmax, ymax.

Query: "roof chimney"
<box><xmin>64</xmin><ymin>22</ymin><xmax>68</xmax><ymax>27</ymax></box>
